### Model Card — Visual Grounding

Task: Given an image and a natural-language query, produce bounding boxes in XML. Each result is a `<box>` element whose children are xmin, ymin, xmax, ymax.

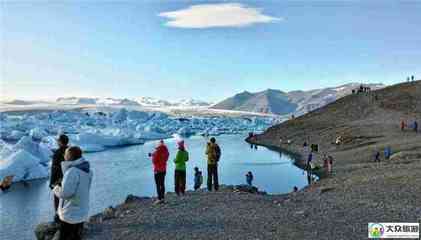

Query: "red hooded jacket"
<box><xmin>152</xmin><ymin>144</ymin><xmax>169</xmax><ymax>173</ymax></box>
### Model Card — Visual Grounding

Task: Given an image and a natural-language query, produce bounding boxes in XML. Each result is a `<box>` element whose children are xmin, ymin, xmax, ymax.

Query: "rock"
<box><xmin>233</xmin><ymin>184</ymin><xmax>259</xmax><ymax>194</ymax></box>
<box><xmin>34</xmin><ymin>222</ymin><xmax>59</xmax><ymax>240</ymax></box>
<box><xmin>124</xmin><ymin>194</ymin><xmax>150</xmax><ymax>204</ymax></box>
<box><xmin>294</xmin><ymin>210</ymin><xmax>306</xmax><ymax>216</ymax></box>
<box><xmin>320</xmin><ymin>187</ymin><xmax>335</xmax><ymax>194</ymax></box>
<box><xmin>102</xmin><ymin>206</ymin><xmax>116</xmax><ymax>220</ymax></box>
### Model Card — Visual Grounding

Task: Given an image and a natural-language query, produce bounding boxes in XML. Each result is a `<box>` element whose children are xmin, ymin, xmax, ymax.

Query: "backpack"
<box><xmin>215</xmin><ymin>144</ymin><xmax>221</xmax><ymax>161</ymax></box>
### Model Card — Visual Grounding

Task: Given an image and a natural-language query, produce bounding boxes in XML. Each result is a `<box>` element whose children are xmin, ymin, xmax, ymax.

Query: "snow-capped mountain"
<box><xmin>52</xmin><ymin>96</ymin><xmax>211</xmax><ymax>107</ymax></box>
<box><xmin>135</xmin><ymin>97</ymin><xmax>173</xmax><ymax>107</ymax></box>
<box><xmin>212</xmin><ymin>83</ymin><xmax>385</xmax><ymax>115</ymax></box>
<box><xmin>176</xmin><ymin>99</ymin><xmax>211</xmax><ymax>107</ymax></box>
<box><xmin>56</xmin><ymin>97</ymin><xmax>98</xmax><ymax>105</ymax></box>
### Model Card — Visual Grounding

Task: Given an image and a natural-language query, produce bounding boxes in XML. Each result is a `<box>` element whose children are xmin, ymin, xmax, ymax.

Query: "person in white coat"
<box><xmin>53</xmin><ymin>146</ymin><xmax>93</xmax><ymax>240</ymax></box>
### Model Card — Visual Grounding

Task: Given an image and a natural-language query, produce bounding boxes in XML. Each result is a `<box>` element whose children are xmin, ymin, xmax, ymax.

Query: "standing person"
<box><xmin>174</xmin><ymin>140</ymin><xmax>189</xmax><ymax>196</ymax></box>
<box><xmin>375</xmin><ymin>151</ymin><xmax>381</xmax><ymax>162</ymax></box>
<box><xmin>205</xmin><ymin>137</ymin><xmax>221</xmax><ymax>191</ymax></box>
<box><xmin>307</xmin><ymin>151</ymin><xmax>313</xmax><ymax>171</ymax></box>
<box><xmin>384</xmin><ymin>146</ymin><xmax>392</xmax><ymax>160</ymax></box>
<box><xmin>328</xmin><ymin>155</ymin><xmax>334</xmax><ymax>173</ymax></box>
<box><xmin>49</xmin><ymin>134</ymin><xmax>69</xmax><ymax>222</ymax></box>
<box><xmin>246</xmin><ymin>171</ymin><xmax>253</xmax><ymax>186</ymax></box>
<box><xmin>53</xmin><ymin>146</ymin><xmax>93</xmax><ymax>240</ymax></box>
<box><xmin>150</xmin><ymin>140</ymin><xmax>169</xmax><ymax>204</ymax></box>
<box><xmin>323</xmin><ymin>154</ymin><xmax>329</xmax><ymax>173</ymax></box>
<box><xmin>400</xmin><ymin>120</ymin><xmax>406</xmax><ymax>131</ymax></box>
<box><xmin>414</xmin><ymin>120</ymin><xmax>418</xmax><ymax>133</ymax></box>
<box><xmin>194</xmin><ymin>167</ymin><xmax>203</xmax><ymax>191</ymax></box>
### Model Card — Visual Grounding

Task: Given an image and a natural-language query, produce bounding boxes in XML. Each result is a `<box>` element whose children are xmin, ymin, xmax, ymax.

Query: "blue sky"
<box><xmin>2</xmin><ymin>0</ymin><xmax>421</xmax><ymax>101</ymax></box>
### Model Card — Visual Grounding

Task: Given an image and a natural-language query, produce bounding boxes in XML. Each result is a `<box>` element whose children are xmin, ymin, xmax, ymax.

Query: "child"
<box><xmin>53</xmin><ymin>146</ymin><xmax>93</xmax><ymax>240</ymax></box>
<box><xmin>194</xmin><ymin>167</ymin><xmax>203</xmax><ymax>191</ymax></box>
<box><xmin>246</xmin><ymin>171</ymin><xmax>253</xmax><ymax>186</ymax></box>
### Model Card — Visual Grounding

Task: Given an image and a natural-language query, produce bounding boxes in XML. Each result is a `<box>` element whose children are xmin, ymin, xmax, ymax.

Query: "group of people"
<box><xmin>46</xmin><ymin>135</ymin><xmax>224</xmax><ymax>239</ymax></box>
<box><xmin>374</xmin><ymin>146</ymin><xmax>392</xmax><ymax>162</ymax></box>
<box><xmin>148</xmin><ymin>137</ymin><xmax>222</xmax><ymax>204</ymax></box>
<box><xmin>305</xmin><ymin>141</ymin><xmax>334</xmax><ymax>180</ymax></box>
<box><xmin>406</xmin><ymin>75</ymin><xmax>416</xmax><ymax>82</ymax></box>
<box><xmin>49</xmin><ymin>134</ymin><xmax>93</xmax><ymax>240</ymax></box>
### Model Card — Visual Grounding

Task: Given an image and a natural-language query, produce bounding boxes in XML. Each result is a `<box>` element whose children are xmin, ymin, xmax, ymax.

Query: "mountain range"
<box><xmin>211</xmin><ymin>83</ymin><xmax>385</xmax><ymax>115</ymax></box>
<box><xmin>2</xmin><ymin>83</ymin><xmax>385</xmax><ymax>114</ymax></box>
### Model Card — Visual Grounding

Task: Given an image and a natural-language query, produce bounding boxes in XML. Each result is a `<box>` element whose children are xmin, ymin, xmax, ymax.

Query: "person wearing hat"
<box><xmin>174</xmin><ymin>140</ymin><xmax>189</xmax><ymax>196</ymax></box>
<box><xmin>53</xmin><ymin>146</ymin><xmax>93</xmax><ymax>240</ymax></box>
<box><xmin>49</xmin><ymin>134</ymin><xmax>69</xmax><ymax>222</ymax></box>
<box><xmin>149</xmin><ymin>139</ymin><xmax>169</xmax><ymax>204</ymax></box>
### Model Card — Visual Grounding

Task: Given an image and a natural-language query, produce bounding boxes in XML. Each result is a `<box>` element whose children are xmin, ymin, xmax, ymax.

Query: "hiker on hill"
<box><xmin>307</xmin><ymin>151</ymin><xmax>313</xmax><ymax>173</ymax></box>
<box><xmin>149</xmin><ymin>139</ymin><xmax>169</xmax><ymax>204</ymax></box>
<box><xmin>414</xmin><ymin>120</ymin><xmax>418</xmax><ymax>133</ymax></box>
<box><xmin>53</xmin><ymin>146</ymin><xmax>93</xmax><ymax>240</ymax></box>
<box><xmin>400</xmin><ymin>120</ymin><xmax>406</xmax><ymax>131</ymax></box>
<box><xmin>384</xmin><ymin>146</ymin><xmax>392</xmax><ymax>160</ymax></box>
<box><xmin>174</xmin><ymin>140</ymin><xmax>189</xmax><ymax>196</ymax></box>
<box><xmin>246</xmin><ymin>171</ymin><xmax>254</xmax><ymax>186</ymax></box>
<box><xmin>205</xmin><ymin>137</ymin><xmax>221</xmax><ymax>191</ymax></box>
<box><xmin>194</xmin><ymin>167</ymin><xmax>203</xmax><ymax>190</ymax></box>
<box><xmin>49</xmin><ymin>134</ymin><xmax>69</xmax><ymax>222</ymax></box>
<box><xmin>323</xmin><ymin>154</ymin><xmax>329</xmax><ymax>173</ymax></box>
<box><xmin>374</xmin><ymin>151</ymin><xmax>381</xmax><ymax>162</ymax></box>
<box><xmin>328</xmin><ymin>155</ymin><xmax>334</xmax><ymax>173</ymax></box>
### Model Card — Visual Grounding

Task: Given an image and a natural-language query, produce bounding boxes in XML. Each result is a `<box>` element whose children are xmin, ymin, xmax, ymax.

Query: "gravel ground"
<box><xmin>79</xmin><ymin>81</ymin><xmax>421</xmax><ymax>240</ymax></box>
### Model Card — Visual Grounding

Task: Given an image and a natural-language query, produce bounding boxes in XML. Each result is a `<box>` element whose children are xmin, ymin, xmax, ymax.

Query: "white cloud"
<box><xmin>158</xmin><ymin>3</ymin><xmax>282</xmax><ymax>29</ymax></box>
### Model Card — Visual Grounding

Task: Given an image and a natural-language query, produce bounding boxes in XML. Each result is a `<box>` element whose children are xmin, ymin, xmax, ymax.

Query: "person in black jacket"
<box><xmin>49</xmin><ymin>134</ymin><xmax>69</xmax><ymax>222</ymax></box>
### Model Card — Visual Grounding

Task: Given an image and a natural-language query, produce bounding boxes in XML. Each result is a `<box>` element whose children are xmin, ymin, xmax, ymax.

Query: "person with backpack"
<box><xmin>174</xmin><ymin>140</ymin><xmax>188</xmax><ymax>196</ymax></box>
<box><xmin>49</xmin><ymin>134</ymin><xmax>69</xmax><ymax>222</ymax></box>
<box><xmin>149</xmin><ymin>139</ymin><xmax>169</xmax><ymax>204</ymax></box>
<box><xmin>194</xmin><ymin>167</ymin><xmax>203</xmax><ymax>190</ymax></box>
<box><xmin>205</xmin><ymin>137</ymin><xmax>221</xmax><ymax>191</ymax></box>
<box><xmin>52</xmin><ymin>146</ymin><xmax>93</xmax><ymax>240</ymax></box>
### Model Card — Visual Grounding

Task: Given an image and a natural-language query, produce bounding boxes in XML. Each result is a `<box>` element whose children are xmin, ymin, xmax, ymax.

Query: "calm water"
<box><xmin>0</xmin><ymin>135</ymin><xmax>308</xmax><ymax>240</ymax></box>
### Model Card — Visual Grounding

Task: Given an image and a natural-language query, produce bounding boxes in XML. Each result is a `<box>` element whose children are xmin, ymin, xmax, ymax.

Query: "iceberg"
<box><xmin>0</xmin><ymin>150</ymin><xmax>48</xmax><ymax>182</ymax></box>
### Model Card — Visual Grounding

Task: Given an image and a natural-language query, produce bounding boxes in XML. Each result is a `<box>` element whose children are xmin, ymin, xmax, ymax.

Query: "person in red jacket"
<box><xmin>149</xmin><ymin>139</ymin><xmax>169</xmax><ymax>204</ymax></box>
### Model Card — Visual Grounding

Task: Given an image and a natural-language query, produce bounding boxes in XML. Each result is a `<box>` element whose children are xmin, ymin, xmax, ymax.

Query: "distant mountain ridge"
<box><xmin>211</xmin><ymin>83</ymin><xmax>385</xmax><ymax>115</ymax></box>
<box><xmin>53</xmin><ymin>97</ymin><xmax>212</xmax><ymax>107</ymax></box>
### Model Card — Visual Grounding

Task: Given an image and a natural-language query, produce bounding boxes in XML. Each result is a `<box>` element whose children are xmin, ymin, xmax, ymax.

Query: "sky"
<box><xmin>1</xmin><ymin>0</ymin><xmax>421</xmax><ymax>102</ymax></box>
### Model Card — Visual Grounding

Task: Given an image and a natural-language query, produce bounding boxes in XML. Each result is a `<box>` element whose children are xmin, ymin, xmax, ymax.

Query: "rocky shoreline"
<box><xmin>35</xmin><ymin>81</ymin><xmax>421</xmax><ymax>240</ymax></box>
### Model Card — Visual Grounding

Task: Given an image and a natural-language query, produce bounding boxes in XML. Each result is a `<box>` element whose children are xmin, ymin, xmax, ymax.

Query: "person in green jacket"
<box><xmin>174</xmin><ymin>140</ymin><xmax>189</xmax><ymax>196</ymax></box>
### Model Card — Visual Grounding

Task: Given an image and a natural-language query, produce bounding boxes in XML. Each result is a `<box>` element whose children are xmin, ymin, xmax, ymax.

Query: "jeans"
<box><xmin>207</xmin><ymin>164</ymin><xmax>219</xmax><ymax>191</ymax></box>
<box><xmin>154</xmin><ymin>171</ymin><xmax>166</xmax><ymax>200</ymax></box>
<box><xmin>174</xmin><ymin>170</ymin><xmax>186</xmax><ymax>195</ymax></box>
<box><xmin>59</xmin><ymin>220</ymin><xmax>83</xmax><ymax>240</ymax></box>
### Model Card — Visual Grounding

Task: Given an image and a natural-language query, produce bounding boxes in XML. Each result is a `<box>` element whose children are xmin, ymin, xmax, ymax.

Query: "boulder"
<box><xmin>34</xmin><ymin>222</ymin><xmax>59</xmax><ymax>240</ymax></box>
<box><xmin>233</xmin><ymin>184</ymin><xmax>259</xmax><ymax>194</ymax></box>
<box><xmin>124</xmin><ymin>194</ymin><xmax>150</xmax><ymax>204</ymax></box>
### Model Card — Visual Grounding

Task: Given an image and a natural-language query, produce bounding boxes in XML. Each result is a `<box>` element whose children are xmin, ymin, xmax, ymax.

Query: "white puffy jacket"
<box><xmin>53</xmin><ymin>157</ymin><xmax>93</xmax><ymax>224</ymax></box>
